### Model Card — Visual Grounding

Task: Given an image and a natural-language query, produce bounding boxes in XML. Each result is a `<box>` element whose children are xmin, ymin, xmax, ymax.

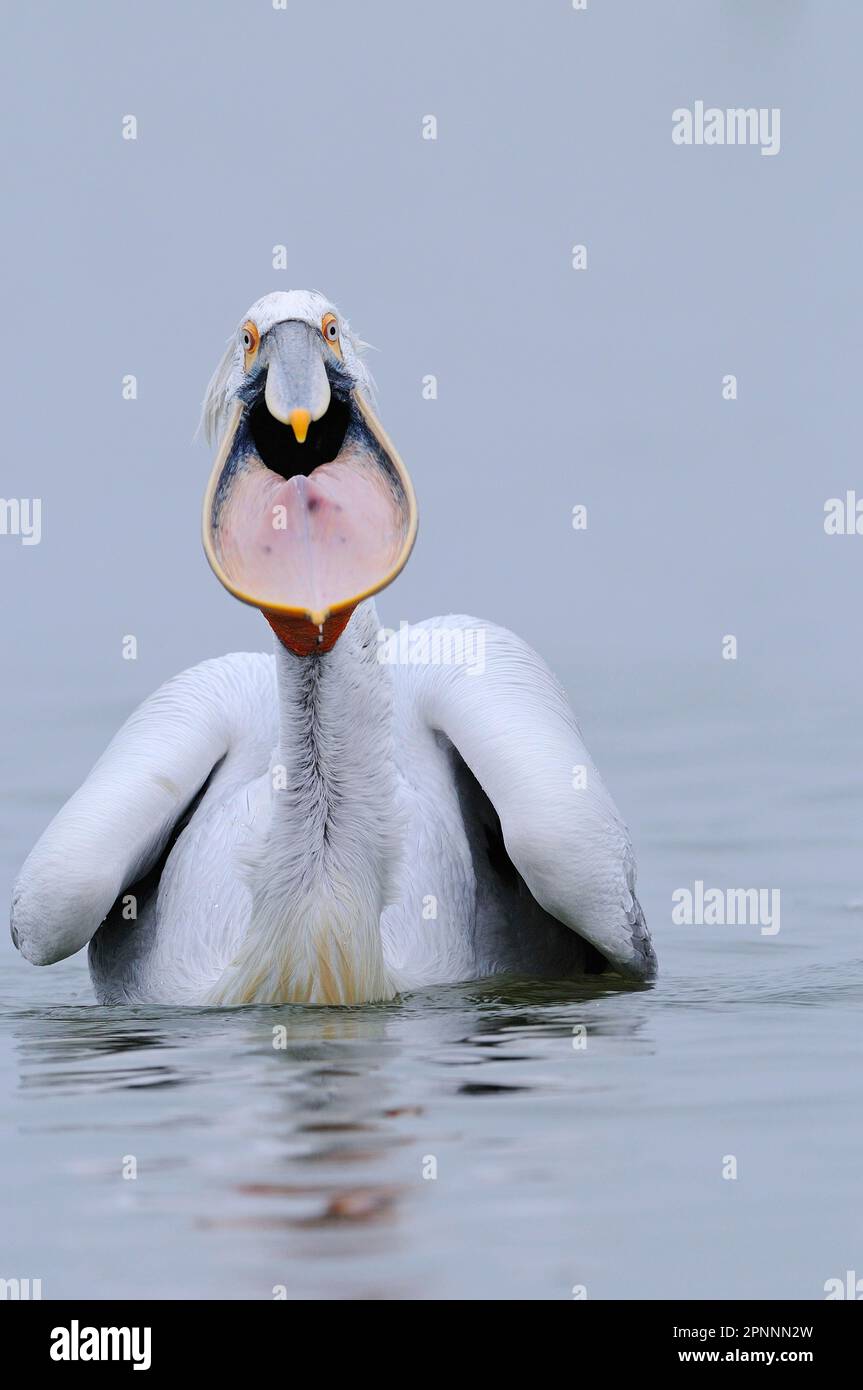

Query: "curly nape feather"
<box><xmin>198</xmin><ymin>337</ymin><xmax>236</xmax><ymax>447</ymax></box>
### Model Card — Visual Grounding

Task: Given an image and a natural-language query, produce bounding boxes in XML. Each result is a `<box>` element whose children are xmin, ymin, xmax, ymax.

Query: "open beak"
<box><xmin>202</xmin><ymin>320</ymin><xmax>417</xmax><ymax>650</ymax></box>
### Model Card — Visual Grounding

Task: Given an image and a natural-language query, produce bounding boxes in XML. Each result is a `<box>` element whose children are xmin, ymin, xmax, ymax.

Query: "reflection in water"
<box><xmin>5</xmin><ymin>944</ymin><xmax>862</xmax><ymax>1297</ymax></box>
<box><xmin>2</xmin><ymin>973</ymin><xmax>654</xmax><ymax>1293</ymax></box>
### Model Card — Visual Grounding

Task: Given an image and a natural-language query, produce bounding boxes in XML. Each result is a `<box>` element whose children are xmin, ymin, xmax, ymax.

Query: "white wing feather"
<box><xmin>411</xmin><ymin>616</ymin><xmax>656</xmax><ymax>980</ymax></box>
<box><xmin>11</xmin><ymin>653</ymin><xmax>273</xmax><ymax>965</ymax></box>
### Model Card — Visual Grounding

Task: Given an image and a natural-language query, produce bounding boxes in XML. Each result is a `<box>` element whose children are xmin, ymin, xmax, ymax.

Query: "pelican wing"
<box><xmin>412</xmin><ymin>617</ymin><xmax>656</xmax><ymax>980</ymax></box>
<box><xmin>11</xmin><ymin>653</ymin><xmax>274</xmax><ymax>966</ymax></box>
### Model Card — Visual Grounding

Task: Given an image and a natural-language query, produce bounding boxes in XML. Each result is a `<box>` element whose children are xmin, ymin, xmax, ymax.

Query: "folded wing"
<box><xmin>410</xmin><ymin>616</ymin><xmax>656</xmax><ymax>981</ymax></box>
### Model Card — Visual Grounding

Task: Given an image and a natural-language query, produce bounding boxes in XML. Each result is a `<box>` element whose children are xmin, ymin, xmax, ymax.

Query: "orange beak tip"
<box><xmin>289</xmin><ymin>408</ymin><xmax>311</xmax><ymax>443</ymax></box>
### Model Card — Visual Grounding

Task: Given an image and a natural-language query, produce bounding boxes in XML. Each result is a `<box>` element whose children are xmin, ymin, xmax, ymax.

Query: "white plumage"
<box><xmin>10</xmin><ymin>290</ymin><xmax>656</xmax><ymax>1004</ymax></box>
<box><xmin>11</xmin><ymin>606</ymin><xmax>655</xmax><ymax>1003</ymax></box>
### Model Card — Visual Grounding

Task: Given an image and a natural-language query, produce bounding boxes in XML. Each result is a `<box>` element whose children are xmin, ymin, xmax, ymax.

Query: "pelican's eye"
<box><xmin>240</xmin><ymin>321</ymin><xmax>260</xmax><ymax>370</ymax></box>
<box><xmin>321</xmin><ymin>313</ymin><xmax>340</xmax><ymax>346</ymax></box>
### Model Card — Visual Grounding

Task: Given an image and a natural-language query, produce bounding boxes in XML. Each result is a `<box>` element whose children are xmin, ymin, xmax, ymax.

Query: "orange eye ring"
<box><xmin>240</xmin><ymin>320</ymin><xmax>260</xmax><ymax>370</ymax></box>
<box><xmin>321</xmin><ymin>313</ymin><xmax>341</xmax><ymax>353</ymax></box>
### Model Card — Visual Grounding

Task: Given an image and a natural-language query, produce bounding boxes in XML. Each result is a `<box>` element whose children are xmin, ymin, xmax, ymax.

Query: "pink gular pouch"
<box><xmin>202</xmin><ymin>326</ymin><xmax>417</xmax><ymax>656</ymax></box>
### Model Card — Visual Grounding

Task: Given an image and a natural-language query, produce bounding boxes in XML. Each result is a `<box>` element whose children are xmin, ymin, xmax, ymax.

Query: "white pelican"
<box><xmin>10</xmin><ymin>290</ymin><xmax>656</xmax><ymax>1005</ymax></box>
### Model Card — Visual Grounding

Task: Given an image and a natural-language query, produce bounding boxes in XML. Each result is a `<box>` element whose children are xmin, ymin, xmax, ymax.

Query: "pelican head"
<box><xmin>201</xmin><ymin>290</ymin><xmax>417</xmax><ymax>653</ymax></box>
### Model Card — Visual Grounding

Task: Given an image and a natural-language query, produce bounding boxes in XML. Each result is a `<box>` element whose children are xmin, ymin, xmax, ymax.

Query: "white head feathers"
<box><xmin>199</xmin><ymin>290</ymin><xmax>374</xmax><ymax>446</ymax></box>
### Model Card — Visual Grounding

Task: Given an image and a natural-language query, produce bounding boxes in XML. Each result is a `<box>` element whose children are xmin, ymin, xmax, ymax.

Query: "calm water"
<box><xmin>1</xmin><ymin>665</ymin><xmax>861</xmax><ymax>1300</ymax></box>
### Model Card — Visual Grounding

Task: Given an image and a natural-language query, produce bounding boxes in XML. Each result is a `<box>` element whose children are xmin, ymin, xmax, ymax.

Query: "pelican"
<box><xmin>10</xmin><ymin>290</ymin><xmax>656</xmax><ymax>1005</ymax></box>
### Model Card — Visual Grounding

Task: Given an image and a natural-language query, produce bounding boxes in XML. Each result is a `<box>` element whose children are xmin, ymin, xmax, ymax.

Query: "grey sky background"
<box><xmin>1</xmin><ymin>0</ymin><xmax>859</xmax><ymax>719</ymax></box>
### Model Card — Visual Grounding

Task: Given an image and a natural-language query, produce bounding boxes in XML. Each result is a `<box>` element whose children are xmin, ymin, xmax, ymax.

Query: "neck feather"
<box><xmin>208</xmin><ymin>602</ymin><xmax>401</xmax><ymax>1006</ymax></box>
